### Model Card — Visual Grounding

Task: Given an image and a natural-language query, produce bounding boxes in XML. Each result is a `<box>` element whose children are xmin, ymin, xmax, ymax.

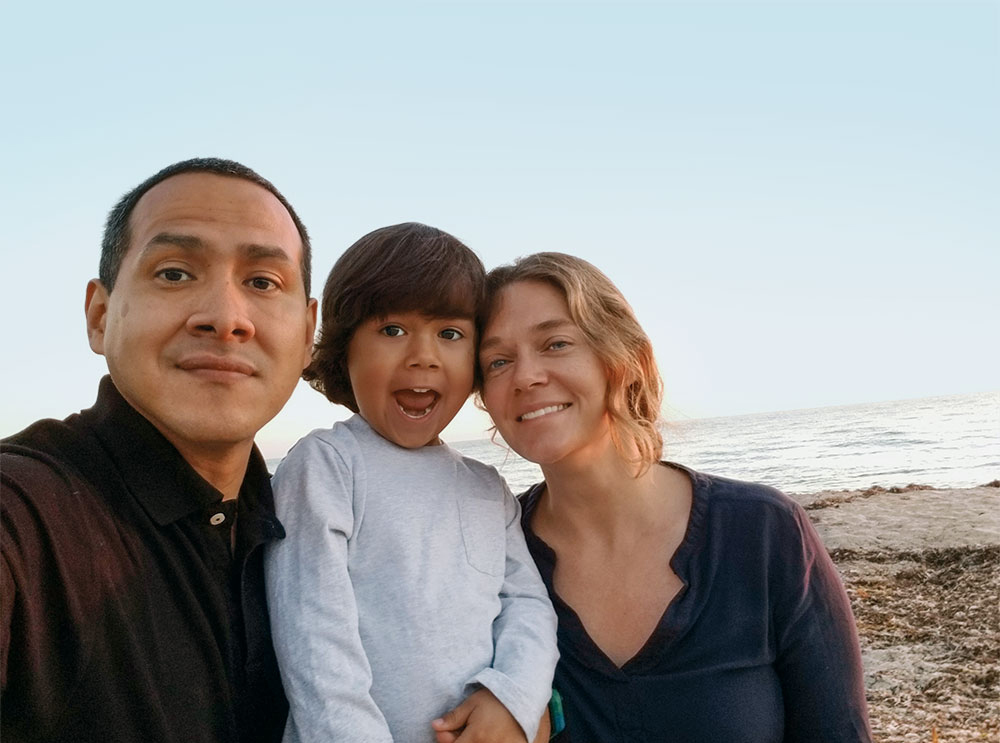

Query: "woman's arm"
<box><xmin>773</xmin><ymin>504</ymin><xmax>874</xmax><ymax>742</ymax></box>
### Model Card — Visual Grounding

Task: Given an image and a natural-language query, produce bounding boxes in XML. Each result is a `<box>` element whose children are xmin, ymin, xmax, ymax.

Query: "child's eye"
<box><xmin>156</xmin><ymin>268</ymin><xmax>194</xmax><ymax>283</ymax></box>
<box><xmin>439</xmin><ymin>328</ymin><xmax>465</xmax><ymax>341</ymax></box>
<box><xmin>380</xmin><ymin>325</ymin><xmax>406</xmax><ymax>337</ymax></box>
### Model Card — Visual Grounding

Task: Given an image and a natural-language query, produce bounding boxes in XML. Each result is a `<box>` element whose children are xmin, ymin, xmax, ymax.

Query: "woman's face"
<box><xmin>479</xmin><ymin>280</ymin><xmax>613</xmax><ymax>469</ymax></box>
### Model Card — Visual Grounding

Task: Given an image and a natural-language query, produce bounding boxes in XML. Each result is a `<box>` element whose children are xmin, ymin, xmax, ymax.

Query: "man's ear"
<box><xmin>85</xmin><ymin>279</ymin><xmax>109</xmax><ymax>355</ymax></box>
<box><xmin>302</xmin><ymin>297</ymin><xmax>318</xmax><ymax>370</ymax></box>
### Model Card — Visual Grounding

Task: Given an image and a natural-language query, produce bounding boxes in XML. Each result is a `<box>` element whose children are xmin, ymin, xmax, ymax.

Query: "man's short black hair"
<box><xmin>99</xmin><ymin>157</ymin><xmax>311</xmax><ymax>296</ymax></box>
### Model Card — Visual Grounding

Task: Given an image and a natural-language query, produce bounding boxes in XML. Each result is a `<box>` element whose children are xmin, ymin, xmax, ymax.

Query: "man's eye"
<box><xmin>157</xmin><ymin>268</ymin><xmax>193</xmax><ymax>282</ymax></box>
<box><xmin>439</xmin><ymin>328</ymin><xmax>465</xmax><ymax>341</ymax></box>
<box><xmin>380</xmin><ymin>325</ymin><xmax>405</xmax><ymax>337</ymax></box>
<box><xmin>248</xmin><ymin>277</ymin><xmax>277</xmax><ymax>291</ymax></box>
<box><xmin>485</xmin><ymin>358</ymin><xmax>508</xmax><ymax>371</ymax></box>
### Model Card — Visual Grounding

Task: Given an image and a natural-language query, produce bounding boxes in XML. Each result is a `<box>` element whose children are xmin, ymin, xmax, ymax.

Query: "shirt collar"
<box><xmin>82</xmin><ymin>376</ymin><xmax>282</xmax><ymax>540</ymax></box>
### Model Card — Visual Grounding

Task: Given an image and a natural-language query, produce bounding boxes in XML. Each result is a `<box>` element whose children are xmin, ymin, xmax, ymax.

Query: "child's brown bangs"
<box><xmin>381</xmin><ymin>271</ymin><xmax>480</xmax><ymax>320</ymax></box>
<box><xmin>359</xmin><ymin>251</ymin><xmax>483</xmax><ymax>322</ymax></box>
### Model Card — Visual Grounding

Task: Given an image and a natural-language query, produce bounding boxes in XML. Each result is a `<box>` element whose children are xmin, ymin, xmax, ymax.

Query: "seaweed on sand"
<box><xmin>829</xmin><ymin>545</ymin><xmax>999</xmax><ymax>742</ymax></box>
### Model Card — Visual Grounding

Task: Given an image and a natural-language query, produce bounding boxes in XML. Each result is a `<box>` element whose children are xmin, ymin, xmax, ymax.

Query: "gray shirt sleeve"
<box><xmin>468</xmin><ymin>482</ymin><xmax>558</xmax><ymax>741</ymax></box>
<box><xmin>265</xmin><ymin>434</ymin><xmax>394</xmax><ymax>743</ymax></box>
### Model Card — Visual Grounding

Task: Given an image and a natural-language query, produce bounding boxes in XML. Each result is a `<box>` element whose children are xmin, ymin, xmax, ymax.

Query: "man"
<box><xmin>1</xmin><ymin>158</ymin><xmax>317</xmax><ymax>742</ymax></box>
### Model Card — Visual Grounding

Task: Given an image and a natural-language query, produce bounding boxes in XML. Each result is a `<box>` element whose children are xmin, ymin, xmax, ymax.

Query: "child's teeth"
<box><xmin>401</xmin><ymin>405</ymin><xmax>433</xmax><ymax>419</ymax></box>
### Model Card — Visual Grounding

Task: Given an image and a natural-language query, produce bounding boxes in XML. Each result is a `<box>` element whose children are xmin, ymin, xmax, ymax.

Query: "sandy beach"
<box><xmin>789</xmin><ymin>483</ymin><xmax>1000</xmax><ymax>742</ymax></box>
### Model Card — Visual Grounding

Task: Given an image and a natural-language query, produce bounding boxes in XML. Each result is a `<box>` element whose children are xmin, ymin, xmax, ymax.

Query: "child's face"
<box><xmin>346</xmin><ymin>311</ymin><xmax>476</xmax><ymax>448</ymax></box>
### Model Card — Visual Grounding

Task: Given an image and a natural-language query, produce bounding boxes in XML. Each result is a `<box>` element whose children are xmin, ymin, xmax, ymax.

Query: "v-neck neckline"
<box><xmin>521</xmin><ymin>462</ymin><xmax>711</xmax><ymax>675</ymax></box>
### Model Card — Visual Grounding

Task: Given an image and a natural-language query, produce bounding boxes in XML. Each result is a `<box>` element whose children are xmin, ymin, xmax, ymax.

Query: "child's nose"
<box><xmin>406</xmin><ymin>334</ymin><xmax>440</xmax><ymax>369</ymax></box>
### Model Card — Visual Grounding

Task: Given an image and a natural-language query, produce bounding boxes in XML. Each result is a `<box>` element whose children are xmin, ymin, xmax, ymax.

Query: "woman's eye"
<box><xmin>439</xmin><ymin>328</ymin><xmax>465</xmax><ymax>341</ymax></box>
<box><xmin>157</xmin><ymin>268</ymin><xmax>193</xmax><ymax>282</ymax></box>
<box><xmin>380</xmin><ymin>325</ymin><xmax>405</xmax><ymax>337</ymax></box>
<box><xmin>485</xmin><ymin>358</ymin><xmax>508</xmax><ymax>371</ymax></box>
<box><xmin>548</xmin><ymin>340</ymin><xmax>569</xmax><ymax>351</ymax></box>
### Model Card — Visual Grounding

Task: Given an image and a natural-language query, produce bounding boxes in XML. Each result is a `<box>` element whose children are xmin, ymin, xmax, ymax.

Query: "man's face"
<box><xmin>85</xmin><ymin>172</ymin><xmax>317</xmax><ymax>462</ymax></box>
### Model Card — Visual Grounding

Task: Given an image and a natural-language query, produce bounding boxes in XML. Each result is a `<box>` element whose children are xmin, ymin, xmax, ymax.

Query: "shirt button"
<box><xmin>210</xmin><ymin>512</ymin><xmax>226</xmax><ymax>526</ymax></box>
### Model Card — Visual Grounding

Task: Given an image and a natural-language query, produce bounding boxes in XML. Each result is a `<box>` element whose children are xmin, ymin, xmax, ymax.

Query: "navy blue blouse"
<box><xmin>519</xmin><ymin>464</ymin><xmax>872</xmax><ymax>743</ymax></box>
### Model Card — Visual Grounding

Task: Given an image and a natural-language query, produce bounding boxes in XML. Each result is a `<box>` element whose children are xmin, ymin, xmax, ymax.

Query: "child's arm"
<box><xmin>431</xmin><ymin>688</ymin><xmax>551</xmax><ymax>743</ymax></box>
<box><xmin>264</xmin><ymin>434</ymin><xmax>394</xmax><ymax>742</ymax></box>
<box><xmin>458</xmin><ymin>483</ymin><xmax>560</xmax><ymax>742</ymax></box>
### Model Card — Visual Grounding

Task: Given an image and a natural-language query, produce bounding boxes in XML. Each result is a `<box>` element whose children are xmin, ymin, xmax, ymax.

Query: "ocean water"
<box><xmin>450</xmin><ymin>391</ymin><xmax>999</xmax><ymax>494</ymax></box>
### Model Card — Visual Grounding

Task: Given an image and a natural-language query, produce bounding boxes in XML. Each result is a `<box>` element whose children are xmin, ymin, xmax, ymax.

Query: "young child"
<box><xmin>265</xmin><ymin>223</ymin><xmax>558</xmax><ymax>743</ymax></box>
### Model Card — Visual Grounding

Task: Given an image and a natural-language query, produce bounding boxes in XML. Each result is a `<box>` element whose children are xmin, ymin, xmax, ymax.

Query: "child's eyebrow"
<box><xmin>424</xmin><ymin>311</ymin><xmax>475</xmax><ymax>319</ymax></box>
<box><xmin>420</xmin><ymin>314</ymin><xmax>476</xmax><ymax>325</ymax></box>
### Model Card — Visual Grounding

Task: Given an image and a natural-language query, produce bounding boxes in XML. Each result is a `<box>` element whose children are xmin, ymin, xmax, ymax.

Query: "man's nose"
<box><xmin>186</xmin><ymin>281</ymin><xmax>256</xmax><ymax>341</ymax></box>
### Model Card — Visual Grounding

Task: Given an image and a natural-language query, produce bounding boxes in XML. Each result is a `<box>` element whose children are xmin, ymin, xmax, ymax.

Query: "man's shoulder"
<box><xmin>2</xmin><ymin>414</ymin><xmax>113</xmax><ymax>520</ymax></box>
<box><xmin>2</xmin><ymin>445</ymin><xmax>78</xmax><ymax>497</ymax></box>
<box><xmin>3</xmin><ymin>410</ymin><xmax>90</xmax><ymax>458</ymax></box>
<box><xmin>3</xmin><ymin>415</ymin><xmax>85</xmax><ymax>482</ymax></box>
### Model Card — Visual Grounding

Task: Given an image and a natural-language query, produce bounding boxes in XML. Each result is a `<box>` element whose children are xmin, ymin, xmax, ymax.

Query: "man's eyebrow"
<box><xmin>143</xmin><ymin>232</ymin><xmax>204</xmax><ymax>252</ymax></box>
<box><xmin>479</xmin><ymin>318</ymin><xmax>573</xmax><ymax>353</ymax></box>
<box><xmin>243</xmin><ymin>243</ymin><xmax>294</xmax><ymax>263</ymax></box>
<box><xmin>141</xmin><ymin>233</ymin><xmax>293</xmax><ymax>262</ymax></box>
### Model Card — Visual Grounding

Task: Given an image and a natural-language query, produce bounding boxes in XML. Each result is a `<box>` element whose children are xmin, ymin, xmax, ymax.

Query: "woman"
<box><xmin>475</xmin><ymin>253</ymin><xmax>872</xmax><ymax>742</ymax></box>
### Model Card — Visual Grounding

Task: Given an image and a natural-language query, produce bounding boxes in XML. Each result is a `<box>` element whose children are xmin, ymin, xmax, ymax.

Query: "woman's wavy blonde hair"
<box><xmin>477</xmin><ymin>252</ymin><xmax>664</xmax><ymax>476</ymax></box>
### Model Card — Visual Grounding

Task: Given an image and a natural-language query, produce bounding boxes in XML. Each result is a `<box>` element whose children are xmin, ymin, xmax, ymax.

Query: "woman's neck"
<box><xmin>536</xmin><ymin>444</ymin><xmax>688</xmax><ymax>549</ymax></box>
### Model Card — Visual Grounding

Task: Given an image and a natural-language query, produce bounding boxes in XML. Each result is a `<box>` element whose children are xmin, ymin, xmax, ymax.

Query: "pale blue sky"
<box><xmin>3</xmin><ymin>1</ymin><xmax>997</xmax><ymax>459</ymax></box>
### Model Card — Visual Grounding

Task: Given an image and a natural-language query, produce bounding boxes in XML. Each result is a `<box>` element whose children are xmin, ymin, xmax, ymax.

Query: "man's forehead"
<box><xmin>127</xmin><ymin>172</ymin><xmax>302</xmax><ymax>256</ymax></box>
<box><xmin>133</xmin><ymin>172</ymin><xmax>283</xmax><ymax>219</ymax></box>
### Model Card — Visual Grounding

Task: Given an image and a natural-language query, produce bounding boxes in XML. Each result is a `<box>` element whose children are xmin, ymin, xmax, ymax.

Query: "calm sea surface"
<box><xmin>450</xmin><ymin>391</ymin><xmax>999</xmax><ymax>494</ymax></box>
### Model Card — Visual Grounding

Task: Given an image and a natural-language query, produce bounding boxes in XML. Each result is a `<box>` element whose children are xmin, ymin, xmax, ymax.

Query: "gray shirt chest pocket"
<box><xmin>457</xmin><ymin>497</ymin><xmax>506</xmax><ymax>577</ymax></box>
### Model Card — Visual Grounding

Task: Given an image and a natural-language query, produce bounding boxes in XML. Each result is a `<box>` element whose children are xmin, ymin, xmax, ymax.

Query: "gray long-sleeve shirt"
<box><xmin>265</xmin><ymin>415</ymin><xmax>557</xmax><ymax>742</ymax></box>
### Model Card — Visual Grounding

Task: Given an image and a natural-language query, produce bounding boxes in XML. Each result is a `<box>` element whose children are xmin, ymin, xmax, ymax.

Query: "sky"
<box><xmin>2</xmin><ymin>1</ymin><xmax>997</xmax><ymax>461</ymax></box>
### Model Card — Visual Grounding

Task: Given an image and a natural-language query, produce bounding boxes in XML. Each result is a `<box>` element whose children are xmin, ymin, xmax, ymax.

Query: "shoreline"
<box><xmin>796</xmin><ymin>484</ymin><xmax>999</xmax><ymax>742</ymax></box>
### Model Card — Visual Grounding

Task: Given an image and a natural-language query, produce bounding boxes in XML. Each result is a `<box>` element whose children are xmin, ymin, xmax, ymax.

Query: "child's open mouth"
<box><xmin>394</xmin><ymin>388</ymin><xmax>440</xmax><ymax>419</ymax></box>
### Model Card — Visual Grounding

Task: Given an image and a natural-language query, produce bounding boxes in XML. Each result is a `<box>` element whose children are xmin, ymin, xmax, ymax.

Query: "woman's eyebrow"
<box><xmin>479</xmin><ymin>318</ymin><xmax>573</xmax><ymax>353</ymax></box>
